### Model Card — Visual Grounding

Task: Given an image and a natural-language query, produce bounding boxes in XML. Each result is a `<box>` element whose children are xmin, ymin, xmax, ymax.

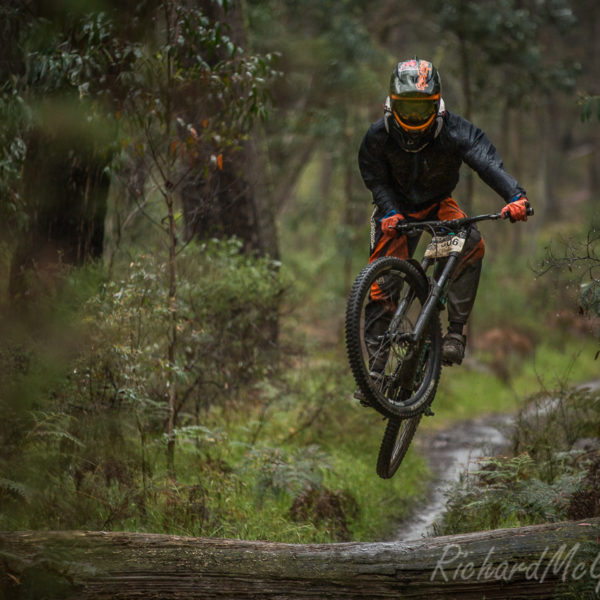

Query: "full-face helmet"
<box><xmin>385</xmin><ymin>58</ymin><xmax>443</xmax><ymax>152</ymax></box>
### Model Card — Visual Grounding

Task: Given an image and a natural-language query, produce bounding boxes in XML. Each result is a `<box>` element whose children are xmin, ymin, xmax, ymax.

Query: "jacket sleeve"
<box><xmin>455</xmin><ymin>117</ymin><xmax>526</xmax><ymax>203</ymax></box>
<box><xmin>358</xmin><ymin>123</ymin><xmax>399</xmax><ymax>216</ymax></box>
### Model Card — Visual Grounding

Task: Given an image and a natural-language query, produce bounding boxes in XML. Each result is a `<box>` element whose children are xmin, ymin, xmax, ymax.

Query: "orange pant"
<box><xmin>369</xmin><ymin>198</ymin><xmax>485</xmax><ymax>303</ymax></box>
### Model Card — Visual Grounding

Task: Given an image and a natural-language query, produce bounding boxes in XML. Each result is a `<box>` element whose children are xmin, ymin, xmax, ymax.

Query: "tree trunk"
<box><xmin>2</xmin><ymin>519</ymin><xmax>599</xmax><ymax>599</ymax></box>
<box><xmin>165</xmin><ymin>192</ymin><xmax>178</xmax><ymax>481</ymax></box>
<box><xmin>8</xmin><ymin>129</ymin><xmax>109</xmax><ymax>301</ymax></box>
<box><xmin>180</xmin><ymin>1</ymin><xmax>279</xmax><ymax>260</ymax></box>
<box><xmin>585</xmin><ymin>1</ymin><xmax>600</xmax><ymax>208</ymax></box>
<box><xmin>180</xmin><ymin>141</ymin><xmax>278</xmax><ymax>258</ymax></box>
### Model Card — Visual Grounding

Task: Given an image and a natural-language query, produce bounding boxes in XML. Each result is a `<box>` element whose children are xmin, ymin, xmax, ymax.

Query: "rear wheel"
<box><xmin>376</xmin><ymin>415</ymin><xmax>422</xmax><ymax>479</ymax></box>
<box><xmin>345</xmin><ymin>256</ymin><xmax>442</xmax><ymax>418</ymax></box>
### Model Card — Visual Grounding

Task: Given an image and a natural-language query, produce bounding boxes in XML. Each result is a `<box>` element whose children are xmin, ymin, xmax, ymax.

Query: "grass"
<box><xmin>429</xmin><ymin>339</ymin><xmax>600</xmax><ymax>426</ymax></box>
<box><xmin>219</xmin><ymin>361</ymin><xmax>430</xmax><ymax>543</ymax></box>
<box><xmin>89</xmin><ymin>330</ymin><xmax>591</xmax><ymax>544</ymax></box>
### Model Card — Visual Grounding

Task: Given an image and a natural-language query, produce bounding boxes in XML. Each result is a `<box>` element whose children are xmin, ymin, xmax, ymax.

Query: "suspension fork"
<box><xmin>388</xmin><ymin>257</ymin><xmax>433</xmax><ymax>336</ymax></box>
<box><xmin>407</xmin><ymin>253</ymin><xmax>460</xmax><ymax>342</ymax></box>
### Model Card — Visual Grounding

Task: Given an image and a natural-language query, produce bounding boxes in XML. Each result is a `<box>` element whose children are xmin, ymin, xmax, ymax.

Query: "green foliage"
<box><xmin>24</xmin><ymin>11</ymin><xmax>125</xmax><ymax>96</ymax></box>
<box><xmin>0</xmin><ymin>242</ymin><xmax>278</xmax><ymax>526</ymax></box>
<box><xmin>580</xmin><ymin>281</ymin><xmax>600</xmax><ymax>318</ymax></box>
<box><xmin>77</xmin><ymin>239</ymin><xmax>283</xmax><ymax>416</ymax></box>
<box><xmin>0</xmin><ymin>6</ymin><xmax>133</xmax><ymax>240</ymax></box>
<box><xmin>3</xmin><ymin>240</ymin><xmax>405</xmax><ymax>544</ymax></box>
<box><xmin>0</xmin><ymin>478</ymin><xmax>29</xmax><ymax>501</ymax></box>
<box><xmin>438</xmin><ymin>453</ymin><xmax>585</xmax><ymax>534</ymax></box>
<box><xmin>536</xmin><ymin>226</ymin><xmax>600</xmax><ymax>338</ymax></box>
<box><xmin>116</xmin><ymin>1</ymin><xmax>279</xmax><ymax>185</ymax></box>
<box><xmin>244</xmin><ymin>444</ymin><xmax>330</xmax><ymax>500</ymax></box>
<box><xmin>435</xmin><ymin>0</ymin><xmax>579</xmax><ymax>106</ymax></box>
<box><xmin>512</xmin><ymin>386</ymin><xmax>600</xmax><ymax>476</ymax></box>
<box><xmin>0</xmin><ymin>92</ymin><xmax>29</xmax><ymax>232</ymax></box>
<box><xmin>0</xmin><ymin>249</ymin><xmax>430</xmax><ymax>543</ymax></box>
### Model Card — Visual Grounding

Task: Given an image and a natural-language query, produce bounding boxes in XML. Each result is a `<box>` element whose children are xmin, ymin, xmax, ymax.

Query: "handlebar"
<box><xmin>394</xmin><ymin>213</ymin><xmax>500</xmax><ymax>233</ymax></box>
<box><xmin>394</xmin><ymin>204</ymin><xmax>534</xmax><ymax>233</ymax></box>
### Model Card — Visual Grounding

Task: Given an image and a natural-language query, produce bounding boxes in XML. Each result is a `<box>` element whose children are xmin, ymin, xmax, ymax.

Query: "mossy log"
<box><xmin>2</xmin><ymin>519</ymin><xmax>600</xmax><ymax>599</ymax></box>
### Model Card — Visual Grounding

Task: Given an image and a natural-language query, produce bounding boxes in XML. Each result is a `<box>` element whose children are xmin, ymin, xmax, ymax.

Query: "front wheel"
<box><xmin>345</xmin><ymin>256</ymin><xmax>442</xmax><ymax>418</ymax></box>
<box><xmin>376</xmin><ymin>415</ymin><xmax>422</xmax><ymax>479</ymax></box>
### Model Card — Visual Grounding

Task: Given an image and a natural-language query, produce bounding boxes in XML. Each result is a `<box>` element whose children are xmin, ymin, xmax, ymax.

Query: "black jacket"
<box><xmin>358</xmin><ymin>111</ymin><xmax>526</xmax><ymax>216</ymax></box>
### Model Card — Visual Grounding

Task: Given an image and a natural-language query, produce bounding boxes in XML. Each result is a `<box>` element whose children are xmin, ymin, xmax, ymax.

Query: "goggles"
<box><xmin>391</xmin><ymin>94</ymin><xmax>440</xmax><ymax>131</ymax></box>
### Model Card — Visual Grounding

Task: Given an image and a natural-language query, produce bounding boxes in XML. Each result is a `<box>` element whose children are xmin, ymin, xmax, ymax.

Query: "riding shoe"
<box><xmin>442</xmin><ymin>332</ymin><xmax>466</xmax><ymax>365</ymax></box>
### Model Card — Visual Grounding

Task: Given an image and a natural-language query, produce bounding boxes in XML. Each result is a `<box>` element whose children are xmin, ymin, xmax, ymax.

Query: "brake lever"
<box><xmin>394</xmin><ymin>222</ymin><xmax>411</xmax><ymax>233</ymax></box>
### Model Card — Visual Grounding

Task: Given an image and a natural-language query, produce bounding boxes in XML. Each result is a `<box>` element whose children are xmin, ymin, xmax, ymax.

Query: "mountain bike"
<box><xmin>345</xmin><ymin>206</ymin><xmax>533</xmax><ymax>478</ymax></box>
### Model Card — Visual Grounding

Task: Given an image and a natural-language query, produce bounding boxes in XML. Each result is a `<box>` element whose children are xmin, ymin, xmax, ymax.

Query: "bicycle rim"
<box><xmin>345</xmin><ymin>257</ymin><xmax>442</xmax><ymax>418</ymax></box>
<box><xmin>376</xmin><ymin>414</ymin><xmax>422</xmax><ymax>479</ymax></box>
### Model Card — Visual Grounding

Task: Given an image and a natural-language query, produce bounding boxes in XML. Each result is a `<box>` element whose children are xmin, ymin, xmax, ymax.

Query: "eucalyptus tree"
<box><xmin>571</xmin><ymin>0</ymin><xmax>600</xmax><ymax>204</ymax></box>
<box><xmin>115</xmin><ymin>0</ymin><xmax>277</xmax><ymax>477</ymax></box>
<box><xmin>170</xmin><ymin>1</ymin><xmax>281</xmax><ymax>258</ymax></box>
<box><xmin>246</xmin><ymin>0</ymin><xmax>385</xmax><ymax>200</ymax></box>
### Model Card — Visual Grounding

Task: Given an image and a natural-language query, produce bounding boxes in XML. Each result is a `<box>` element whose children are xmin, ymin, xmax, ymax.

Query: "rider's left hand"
<box><xmin>501</xmin><ymin>198</ymin><xmax>530</xmax><ymax>222</ymax></box>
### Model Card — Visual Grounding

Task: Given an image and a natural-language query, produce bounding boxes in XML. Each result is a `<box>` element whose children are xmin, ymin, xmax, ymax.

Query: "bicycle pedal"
<box><xmin>424</xmin><ymin>406</ymin><xmax>435</xmax><ymax>417</ymax></box>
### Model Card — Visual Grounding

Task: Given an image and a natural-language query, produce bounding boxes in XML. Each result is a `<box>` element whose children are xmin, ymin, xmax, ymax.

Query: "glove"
<box><xmin>501</xmin><ymin>197</ymin><xmax>530</xmax><ymax>223</ymax></box>
<box><xmin>380</xmin><ymin>212</ymin><xmax>404</xmax><ymax>237</ymax></box>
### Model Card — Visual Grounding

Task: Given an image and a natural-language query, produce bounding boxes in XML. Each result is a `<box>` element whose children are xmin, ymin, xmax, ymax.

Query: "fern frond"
<box><xmin>0</xmin><ymin>478</ymin><xmax>29</xmax><ymax>500</ymax></box>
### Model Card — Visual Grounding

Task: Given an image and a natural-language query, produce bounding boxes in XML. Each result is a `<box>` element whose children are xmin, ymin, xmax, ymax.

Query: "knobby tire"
<box><xmin>376</xmin><ymin>415</ymin><xmax>422</xmax><ymax>479</ymax></box>
<box><xmin>345</xmin><ymin>256</ymin><xmax>442</xmax><ymax>419</ymax></box>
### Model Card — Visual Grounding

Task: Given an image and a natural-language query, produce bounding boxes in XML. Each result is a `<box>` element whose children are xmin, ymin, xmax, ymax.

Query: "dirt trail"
<box><xmin>394</xmin><ymin>379</ymin><xmax>600</xmax><ymax>542</ymax></box>
<box><xmin>394</xmin><ymin>413</ymin><xmax>514</xmax><ymax>541</ymax></box>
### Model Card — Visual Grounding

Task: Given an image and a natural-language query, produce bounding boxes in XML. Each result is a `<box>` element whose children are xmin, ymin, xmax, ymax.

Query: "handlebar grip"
<box><xmin>526</xmin><ymin>201</ymin><xmax>534</xmax><ymax>217</ymax></box>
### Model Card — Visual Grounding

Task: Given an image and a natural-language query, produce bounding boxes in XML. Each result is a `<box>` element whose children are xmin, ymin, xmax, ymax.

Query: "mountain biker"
<box><xmin>358</xmin><ymin>57</ymin><xmax>530</xmax><ymax>368</ymax></box>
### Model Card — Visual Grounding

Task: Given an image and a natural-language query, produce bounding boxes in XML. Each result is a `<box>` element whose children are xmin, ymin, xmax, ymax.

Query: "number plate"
<box><xmin>424</xmin><ymin>234</ymin><xmax>466</xmax><ymax>259</ymax></box>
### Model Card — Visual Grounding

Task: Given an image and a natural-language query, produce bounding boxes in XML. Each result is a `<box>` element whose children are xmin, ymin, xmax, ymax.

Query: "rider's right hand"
<box><xmin>381</xmin><ymin>212</ymin><xmax>404</xmax><ymax>237</ymax></box>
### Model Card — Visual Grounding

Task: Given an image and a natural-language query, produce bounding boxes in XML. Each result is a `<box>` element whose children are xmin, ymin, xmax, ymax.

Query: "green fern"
<box><xmin>0</xmin><ymin>478</ymin><xmax>29</xmax><ymax>500</ymax></box>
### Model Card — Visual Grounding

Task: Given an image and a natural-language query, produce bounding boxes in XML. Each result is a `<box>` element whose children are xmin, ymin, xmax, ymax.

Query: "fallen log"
<box><xmin>1</xmin><ymin>518</ymin><xmax>600</xmax><ymax>599</ymax></box>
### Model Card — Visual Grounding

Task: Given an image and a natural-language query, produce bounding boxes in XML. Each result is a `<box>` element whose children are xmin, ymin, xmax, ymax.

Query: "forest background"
<box><xmin>1</xmin><ymin>0</ymin><xmax>599</xmax><ymax>565</ymax></box>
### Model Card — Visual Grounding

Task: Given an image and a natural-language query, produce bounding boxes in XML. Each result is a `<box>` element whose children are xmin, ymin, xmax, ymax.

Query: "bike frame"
<box><xmin>392</xmin><ymin>213</ymin><xmax>504</xmax><ymax>344</ymax></box>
